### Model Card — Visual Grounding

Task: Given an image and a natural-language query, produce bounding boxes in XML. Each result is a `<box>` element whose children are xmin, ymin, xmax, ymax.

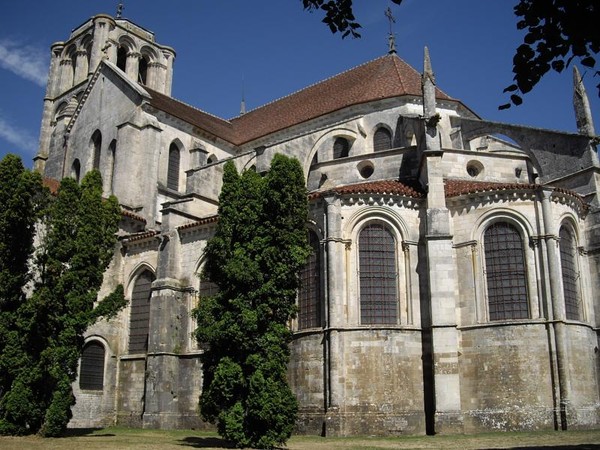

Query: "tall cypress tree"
<box><xmin>0</xmin><ymin>155</ymin><xmax>45</xmax><ymax>425</ymax></box>
<box><xmin>0</xmin><ymin>166</ymin><xmax>126</xmax><ymax>436</ymax></box>
<box><xmin>195</xmin><ymin>155</ymin><xmax>310</xmax><ymax>449</ymax></box>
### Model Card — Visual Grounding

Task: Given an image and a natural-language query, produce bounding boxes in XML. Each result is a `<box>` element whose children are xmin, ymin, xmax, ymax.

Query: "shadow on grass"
<box><xmin>178</xmin><ymin>436</ymin><xmax>236</xmax><ymax>448</ymax></box>
<box><xmin>489</xmin><ymin>446</ymin><xmax>600</xmax><ymax>450</ymax></box>
<box><xmin>63</xmin><ymin>428</ymin><xmax>115</xmax><ymax>437</ymax></box>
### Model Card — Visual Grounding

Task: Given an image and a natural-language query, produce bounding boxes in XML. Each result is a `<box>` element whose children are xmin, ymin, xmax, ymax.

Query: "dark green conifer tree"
<box><xmin>0</xmin><ymin>164</ymin><xmax>126</xmax><ymax>436</ymax></box>
<box><xmin>0</xmin><ymin>155</ymin><xmax>45</xmax><ymax>424</ymax></box>
<box><xmin>195</xmin><ymin>155</ymin><xmax>310</xmax><ymax>449</ymax></box>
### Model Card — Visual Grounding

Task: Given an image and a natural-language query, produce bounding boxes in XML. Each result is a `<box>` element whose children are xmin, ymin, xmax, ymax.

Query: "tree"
<box><xmin>0</xmin><ymin>155</ymin><xmax>45</xmax><ymax>419</ymax></box>
<box><xmin>500</xmin><ymin>0</ymin><xmax>599</xmax><ymax>109</ymax></box>
<box><xmin>194</xmin><ymin>155</ymin><xmax>311</xmax><ymax>449</ymax></box>
<box><xmin>0</xmin><ymin>164</ymin><xmax>126</xmax><ymax>436</ymax></box>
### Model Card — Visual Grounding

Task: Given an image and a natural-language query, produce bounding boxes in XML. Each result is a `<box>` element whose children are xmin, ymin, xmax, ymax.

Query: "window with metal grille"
<box><xmin>92</xmin><ymin>130</ymin><xmax>102</xmax><ymax>170</ymax></box>
<box><xmin>559</xmin><ymin>226</ymin><xmax>580</xmax><ymax>320</ymax></box>
<box><xmin>373</xmin><ymin>127</ymin><xmax>392</xmax><ymax>151</ymax></box>
<box><xmin>128</xmin><ymin>270</ymin><xmax>155</xmax><ymax>353</ymax></box>
<box><xmin>359</xmin><ymin>222</ymin><xmax>398</xmax><ymax>324</ymax></box>
<box><xmin>298</xmin><ymin>231</ymin><xmax>322</xmax><ymax>329</ymax></box>
<box><xmin>333</xmin><ymin>137</ymin><xmax>350</xmax><ymax>159</ymax></box>
<box><xmin>167</xmin><ymin>143</ymin><xmax>180</xmax><ymax>190</ymax></box>
<box><xmin>484</xmin><ymin>222</ymin><xmax>529</xmax><ymax>321</ymax></box>
<box><xmin>79</xmin><ymin>341</ymin><xmax>105</xmax><ymax>390</ymax></box>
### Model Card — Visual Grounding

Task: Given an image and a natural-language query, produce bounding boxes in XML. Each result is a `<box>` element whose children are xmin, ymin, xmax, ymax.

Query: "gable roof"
<box><xmin>145</xmin><ymin>54</ymin><xmax>456</xmax><ymax>146</ymax></box>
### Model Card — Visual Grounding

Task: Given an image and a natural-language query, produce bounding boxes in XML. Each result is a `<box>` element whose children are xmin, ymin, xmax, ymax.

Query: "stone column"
<box><xmin>143</xmin><ymin>209</ymin><xmax>186</xmax><ymax>429</ymax></box>
<box><xmin>34</xmin><ymin>44</ymin><xmax>63</xmax><ymax>172</ymax></box>
<box><xmin>323</xmin><ymin>194</ymin><xmax>345</xmax><ymax>434</ymax></box>
<box><xmin>126</xmin><ymin>52</ymin><xmax>141</xmax><ymax>83</ymax></box>
<box><xmin>73</xmin><ymin>49</ymin><xmax>89</xmax><ymax>85</ymax></box>
<box><xmin>162</xmin><ymin>48</ymin><xmax>176</xmax><ymax>96</ymax></box>
<box><xmin>421</xmin><ymin>46</ymin><xmax>463</xmax><ymax>433</ymax></box>
<box><xmin>89</xmin><ymin>15</ymin><xmax>114</xmax><ymax>74</ymax></box>
<box><xmin>539</xmin><ymin>188</ymin><xmax>571</xmax><ymax>429</ymax></box>
<box><xmin>59</xmin><ymin>58</ymin><xmax>74</xmax><ymax>92</ymax></box>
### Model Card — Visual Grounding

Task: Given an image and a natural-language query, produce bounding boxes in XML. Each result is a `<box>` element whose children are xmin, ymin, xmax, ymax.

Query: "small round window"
<box><xmin>466</xmin><ymin>160</ymin><xmax>484</xmax><ymax>178</ymax></box>
<box><xmin>357</xmin><ymin>160</ymin><xmax>374</xmax><ymax>179</ymax></box>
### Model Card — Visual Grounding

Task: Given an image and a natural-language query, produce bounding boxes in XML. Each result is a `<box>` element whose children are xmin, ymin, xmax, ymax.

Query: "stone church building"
<box><xmin>33</xmin><ymin>13</ymin><xmax>600</xmax><ymax>435</ymax></box>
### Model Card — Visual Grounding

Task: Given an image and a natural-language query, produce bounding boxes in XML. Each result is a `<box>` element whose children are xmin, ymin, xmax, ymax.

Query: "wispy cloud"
<box><xmin>0</xmin><ymin>39</ymin><xmax>48</xmax><ymax>87</ymax></box>
<box><xmin>0</xmin><ymin>114</ymin><xmax>38</xmax><ymax>156</ymax></box>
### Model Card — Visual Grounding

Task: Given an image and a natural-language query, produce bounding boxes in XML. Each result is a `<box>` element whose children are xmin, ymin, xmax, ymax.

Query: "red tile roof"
<box><xmin>146</xmin><ymin>54</ymin><xmax>455</xmax><ymax>146</ymax></box>
<box><xmin>312</xmin><ymin>179</ymin><xmax>425</xmax><ymax>199</ymax></box>
<box><xmin>177</xmin><ymin>215</ymin><xmax>219</xmax><ymax>231</ymax></box>
<box><xmin>444</xmin><ymin>180</ymin><xmax>537</xmax><ymax>197</ymax></box>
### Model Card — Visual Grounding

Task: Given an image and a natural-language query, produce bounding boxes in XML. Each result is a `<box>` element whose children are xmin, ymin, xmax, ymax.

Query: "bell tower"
<box><xmin>34</xmin><ymin>12</ymin><xmax>176</xmax><ymax>174</ymax></box>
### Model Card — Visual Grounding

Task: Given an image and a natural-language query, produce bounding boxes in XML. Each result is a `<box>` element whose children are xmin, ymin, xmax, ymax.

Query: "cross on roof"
<box><xmin>116</xmin><ymin>2</ymin><xmax>124</xmax><ymax>19</ymax></box>
<box><xmin>385</xmin><ymin>7</ymin><xmax>397</xmax><ymax>54</ymax></box>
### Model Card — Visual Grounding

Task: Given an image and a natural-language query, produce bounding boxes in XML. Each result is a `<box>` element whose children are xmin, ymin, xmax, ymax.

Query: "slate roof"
<box><xmin>146</xmin><ymin>54</ymin><xmax>456</xmax><ymax>146</ymax></box>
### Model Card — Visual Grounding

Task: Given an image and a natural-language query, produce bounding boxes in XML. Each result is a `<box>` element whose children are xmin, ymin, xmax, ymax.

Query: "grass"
<box><xmin>0</xmin><ymin>427</ymin><xmax>599</xmax><ymax>449</ymax></box>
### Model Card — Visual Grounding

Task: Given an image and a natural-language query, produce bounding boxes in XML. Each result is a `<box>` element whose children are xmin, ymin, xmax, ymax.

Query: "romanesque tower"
<box><xmin>34</xmin><ymin>14</ymin><xmax>175</xmax><ymax>177</ymax></box>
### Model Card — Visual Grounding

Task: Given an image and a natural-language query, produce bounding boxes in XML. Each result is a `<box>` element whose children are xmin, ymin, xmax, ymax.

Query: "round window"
<box><xmin>466</xmin><ymin>160</ymin><xmax>484</xmax><ymax>178</ymax></box>
<box><xmin>357</xmin><ymin>160</ymin><xmax>374</xmax><ymax>179</ymax></box>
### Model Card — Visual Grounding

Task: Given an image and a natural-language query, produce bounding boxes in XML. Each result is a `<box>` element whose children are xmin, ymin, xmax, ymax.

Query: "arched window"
<box><xmin>559</xmin><ymin>226</ymin><xmax>580</xmax><ymax>320</ymax></box>
<box><xmin>359</xmin><ymin>222</ymin><xmax>398</xmax><ymax>324</ymax></box>
<box><xmin>107</xmin><ymin>140</ymin><xmax>117</xmax><ymax>194</ymax></box>
<box><xmin>139</xmin><ymin>55</ymin><xmax>149</xmax><ymax>85</ymax></box>
<box><xmin>128</xmin><ymin>270</ymin><xmax>155</xmax><ymax>353</ymax></box>
<box><xmin>91</xmin><ymin>130</ymin><xmax>102</xmax><ymax>171</ymax></box>
<box><xmin>167</xmin><ymin>143</ymin><xmax>180</xmax><ymax>191</ymax></box>
<box><xmin>116</xmin><ymin>46</ymin><xmax>127</xmax><ymax>72</ymax></box>
<box><xmin>298</xmin><ymin>231</ymin><xmax>322</xmax><ymax>329</ymax></box>
<box><xmin>373</xmin><ymin>127</ymin><xmax>392</xmax><ymax>151</ymax></box>
<box><xmin>71</xmin><ymin>159</ymin><xmax>81</xmax><ymax>183</ymax></box>
<box><xmin>484</xmin><ymin>222</ymin><xmax>529</xmax><ymax>321</ymax></box>
<box><xmin>79</xmin><ymin>341</ymin><xmax>105</xmax><ymax>390</ymax></box>
<box><xmin>333</xmin><ymin>137</ymin><xmax>350</xmax><ymax>159</ymax></box>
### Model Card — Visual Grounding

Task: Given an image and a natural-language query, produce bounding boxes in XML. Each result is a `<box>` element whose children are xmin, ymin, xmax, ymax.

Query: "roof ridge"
<box><xmin>230</xmin><ymin>54</ymin><xmax>393</xmax><ymax>121</ymax></box>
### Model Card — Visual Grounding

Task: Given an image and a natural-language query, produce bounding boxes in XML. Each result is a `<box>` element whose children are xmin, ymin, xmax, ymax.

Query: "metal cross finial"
<box><xmin>116</xmin><ymin>2</ymin><xmax>124</xmax><ymax>19</ymax></box>
<box><xmin>385</xmin><ymin>7</ymin><xmax>397</xmax><ymax>54</ymax></box>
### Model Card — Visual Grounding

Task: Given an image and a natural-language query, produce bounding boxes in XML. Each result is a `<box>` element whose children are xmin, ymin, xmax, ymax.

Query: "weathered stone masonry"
<box><xmin>36</xmin><ymin>12</ymin><xmax>600</xmax><ymax>436</ymax></box>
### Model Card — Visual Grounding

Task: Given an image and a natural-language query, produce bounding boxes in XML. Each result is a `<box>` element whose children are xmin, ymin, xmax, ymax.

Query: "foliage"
<box><xmin>500</xmin><ymin>0</ymin><xmax>599</xmax><ymax>109</ymax></box>
<box><xmin>194</xmin><ymin>155</ymin><xmax>310</xmax><ymax>449</ymax></box>
<box><xmin>302</xmin><ymin>0</ymin><xmax>403</xmax><ymax>38</ymax></box>
<box><xmin>0</xmin><ymin>161</ymin><xmax>125</xmax><ymax>437</ymax></box>
<box><xmin>0</xmin><ymin>154</ymin><xmax>46</xmax><ymax>434</ymax></box>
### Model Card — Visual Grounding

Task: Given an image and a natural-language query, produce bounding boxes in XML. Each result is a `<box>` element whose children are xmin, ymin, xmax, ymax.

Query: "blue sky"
<box><xmin>0</xmin><ymin>1</ymin><xmax>598</xmax><ymax>166</ymax></box>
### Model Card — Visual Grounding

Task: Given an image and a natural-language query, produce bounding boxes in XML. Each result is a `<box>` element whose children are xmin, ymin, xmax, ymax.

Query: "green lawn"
<box><xmin>0</xmin><ymin>427</ymin><xmax>599</xmax><ymax>449</ymax></box>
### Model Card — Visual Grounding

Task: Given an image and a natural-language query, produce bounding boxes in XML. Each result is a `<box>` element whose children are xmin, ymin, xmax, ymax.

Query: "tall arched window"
<box><xmin>107</xmin><ymin>140</ymin><xmax>117</xmax><ymax>194</ymax></box>
<box><xmin>298</xmin><ymin>231</ymin><xmax>322</xmax><ymax>329</ymax></box>
<box><xmin>79</xmin><ymin>341</ymin><xmax>105</xmax><ymax>390</ymax></box>
<box><xmin>559</xmin><ymin>226</ymin><xmax>580</xmax><ymax>320</ymax></box>
<box><xmin>359</xmin><ymin>222</ymin><xmax>398</xmax><ymax>324</ymax></box>
<box><xmin>333</xmin><ymin>137</ymin><xmax>350</xmax><ymax>159</ymax></box>
<box><xmin>484</xmin><ymin>222</ymin><xmax>529</xmax><ymax>321</ymax></box>
<box><xmin>116</xmin><ymin>46</ymin><xmax>127</xmax><ymax>72</ymax></box>
<box><xmin>139</xmin><ymin>55</ymin><xmax>149</xmax><ymax>85</ymax></box>
<box><xmin>373</xmin><ymin>127</ymin><xmax>392</xmax><ymax>151</ymax></box>
<box><xmin>91</xmin><ymin>130</ymin><xmax>102</xmax><ymax>171</ymax></box>
<box><xmin>128</xmin><ymin>270</ymin><xmax>155</xmax><ymax>353</ymax></box>
<box><xmin>71</xmin><ymin>159</ymin><xmax>81</xmax><ymax>183</ymax></box>
<box><xmin>167</xmin><ymin>143</ymin><xmax>180</xmax><ymax>191</ymax></box>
